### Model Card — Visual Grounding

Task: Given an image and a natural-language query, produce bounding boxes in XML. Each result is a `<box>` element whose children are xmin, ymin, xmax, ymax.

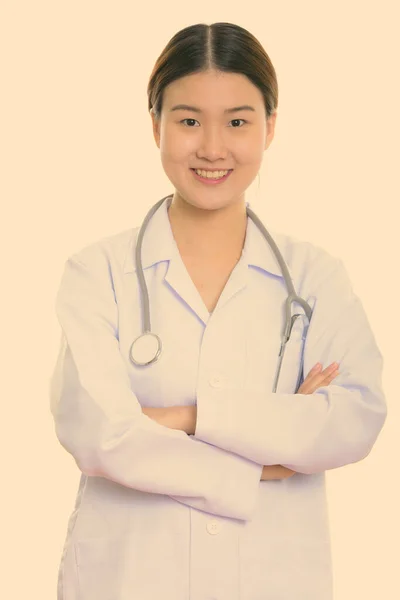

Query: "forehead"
<box><xmin>164</xmin><ymin>70</ymin><xmax>263</xmax><ymax>108</ymax></box>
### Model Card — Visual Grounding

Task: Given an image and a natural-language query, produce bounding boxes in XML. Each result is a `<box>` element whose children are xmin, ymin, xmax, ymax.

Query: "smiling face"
<box><xmin>151</xmin><ymin>69</ymin><xmax>277</xmax><ymax>214</ymax></box>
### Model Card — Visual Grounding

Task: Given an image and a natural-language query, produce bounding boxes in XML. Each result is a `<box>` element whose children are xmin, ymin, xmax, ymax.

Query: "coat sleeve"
<box><xmin>194</xmin><ymin>250</ymin><xmax>388</xmax><ymax>474</ymax></box>
<box><xmin>49</xmin><ymin>252</ymin><xmax>263</xmax><ymax>521</ymax></box>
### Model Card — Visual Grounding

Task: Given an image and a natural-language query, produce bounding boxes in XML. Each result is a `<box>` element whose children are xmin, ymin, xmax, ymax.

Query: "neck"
<box><xmin>167</xmin><ymin>194</ymin><xmax>248</xmax><ymax>259</ymax></box>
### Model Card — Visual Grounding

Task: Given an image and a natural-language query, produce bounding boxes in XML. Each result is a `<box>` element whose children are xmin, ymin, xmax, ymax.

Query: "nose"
<box><xmin>196</xmin><ymin>126</ymin><xmax>228</xmax><ymax>161</ymax></box>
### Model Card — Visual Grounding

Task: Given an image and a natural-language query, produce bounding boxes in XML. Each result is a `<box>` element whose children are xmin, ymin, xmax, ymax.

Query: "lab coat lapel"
<box><xmin>164</xmin><ymin>247</ymin><xmax>249</xmax><ymax>325</ymax></box>
<box><xmin>123</xmin><ymin>195</ymin><xmax>287</xmax><ymax>326</ymax></box>
<box><xmin>163</xmin><ymin>198</ymin><xmax>285</xmax><ymax>325</ymax></box>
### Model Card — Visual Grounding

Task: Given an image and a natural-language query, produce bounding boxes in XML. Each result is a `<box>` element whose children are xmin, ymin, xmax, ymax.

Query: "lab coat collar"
<box><xmin>123</xmin><ymin>195</ymin><xmax>285</xmax><ymax>278</ymax></box>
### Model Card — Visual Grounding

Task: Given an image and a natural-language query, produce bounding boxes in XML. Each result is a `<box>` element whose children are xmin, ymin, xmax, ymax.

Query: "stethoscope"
<box><xmin>129</xmin><ymin>194</ymin><xmax>314</xmax><ymax>393</ymax></box>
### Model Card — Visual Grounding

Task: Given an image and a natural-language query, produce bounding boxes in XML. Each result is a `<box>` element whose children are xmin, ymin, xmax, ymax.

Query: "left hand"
<box><xmin>142</xmin><ymin>406</ymin><xmax>196</xmax><ymax>435</ymax></box>
<box><xmin>142</xmin><ymin>406</ymin><xmax>173</xmax><ymax>427</ymax></box>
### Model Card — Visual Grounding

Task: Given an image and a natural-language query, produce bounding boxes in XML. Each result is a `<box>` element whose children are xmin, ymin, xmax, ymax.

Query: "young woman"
<box><xmin>50</xmin><ymin>22</ymin><xmax>387</xmax><ymax>600</ymax></box>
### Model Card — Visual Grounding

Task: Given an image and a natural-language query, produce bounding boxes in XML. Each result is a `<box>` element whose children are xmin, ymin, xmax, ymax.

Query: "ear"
<box><xmin>150</xmin><ymin>109</ymin><xmax>161</xmax><ymax>148</ymax></box>
<box><xmin>264</xmin><ymin>110</ymin><xmax>277</xmax><ymax>151</ymax></box>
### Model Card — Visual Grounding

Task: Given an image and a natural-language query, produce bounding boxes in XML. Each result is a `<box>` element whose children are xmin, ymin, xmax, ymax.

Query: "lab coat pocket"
<box><xmin>75</xmin><ymin>536</ymin><xmax>125</xmax><ymax>600</ymax></box>
<box><xmin>275</xmin><ymin>315</ymin><xmax>307</xmax><ymax>394</ymax></box>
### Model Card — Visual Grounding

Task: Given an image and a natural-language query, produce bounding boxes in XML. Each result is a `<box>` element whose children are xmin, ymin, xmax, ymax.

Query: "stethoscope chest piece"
<box><xmin>129</xmin><ymin>332</ymin><xmax>162</xmax><ymax>366</ymax></box>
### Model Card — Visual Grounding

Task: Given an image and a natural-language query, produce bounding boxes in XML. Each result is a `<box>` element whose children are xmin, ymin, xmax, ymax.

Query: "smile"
<box><xmin>190</xmin><ymin>168</ymin><xmax>233</xmax><ymax>184</ymax></box>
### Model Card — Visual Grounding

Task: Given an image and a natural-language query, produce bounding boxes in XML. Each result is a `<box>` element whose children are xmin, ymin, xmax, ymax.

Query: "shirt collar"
<box><xmin>123</xmin><ymin>195</ymin><xmax>285</xmax><ymax>278</ymax></box>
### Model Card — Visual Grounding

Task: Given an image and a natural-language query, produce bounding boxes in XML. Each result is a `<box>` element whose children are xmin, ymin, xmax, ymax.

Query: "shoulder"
<box><xmin>270</xmin><ymin>228</ymin><xmax>349</xmax><ymax>295</ymax></box>
<box><xmin>65</xmin><ymin>226</ymin><xmax>140</xmax><ymax>273</ymax></box>
<box><xmin>273</xmin><ymin>228</ymin><xmax>341</xmax><ymax>270</ymax></box>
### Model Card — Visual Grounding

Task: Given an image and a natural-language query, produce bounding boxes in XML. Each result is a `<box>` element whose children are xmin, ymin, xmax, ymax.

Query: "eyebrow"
<box><xmin>169</xmin><ymin>104</ymin><xmax>256</xmax><ymax>114</ymax></box>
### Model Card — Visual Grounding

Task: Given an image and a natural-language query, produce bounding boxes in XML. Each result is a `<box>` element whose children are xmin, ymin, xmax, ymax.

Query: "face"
<box><xmin>151</xmin><ymin>69</ymin><xmax>277</xmax><ymax>214</ymax></box>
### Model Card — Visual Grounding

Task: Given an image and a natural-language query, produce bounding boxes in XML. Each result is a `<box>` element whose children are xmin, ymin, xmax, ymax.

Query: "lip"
<box><xmin>190</xmin><ymin>168</ymin><xmax>233</xmax><ymax>185</ymax></box>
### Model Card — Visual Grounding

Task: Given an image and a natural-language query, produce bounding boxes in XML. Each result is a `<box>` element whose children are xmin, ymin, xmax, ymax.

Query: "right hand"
<box><xmin>261</xmin><ymin>361</ymin><xmax>340</xmax><ymax>481</ymax></box>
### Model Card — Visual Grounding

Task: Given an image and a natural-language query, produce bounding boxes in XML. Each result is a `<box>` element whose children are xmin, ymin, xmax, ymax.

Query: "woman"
<box><xmin>50</xmin><ymin>22</ymin><xmax>387</xmax><ymax>600</ymax></box>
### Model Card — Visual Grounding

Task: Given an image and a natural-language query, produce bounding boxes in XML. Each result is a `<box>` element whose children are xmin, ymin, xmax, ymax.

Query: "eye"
<box><xmin>180</xmin><ymin>118</ymin><xmax>200</xmax><ymax>127</ymax></box>
<box><xmin>229</xmin><ymin>119</ymin><xmax>247</xmax><ymax>128</ymax></box>
<box><xmin>180</xmin><ymin>118</ymin><xmax>247</xmax><ymax>128</ymax></box>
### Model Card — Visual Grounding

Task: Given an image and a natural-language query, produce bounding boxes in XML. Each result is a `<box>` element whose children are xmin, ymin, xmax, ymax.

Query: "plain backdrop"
<box><xmin>1</xmin><ymin>1</ymin><xmax>399</xmax><ymax>598</ymax></box>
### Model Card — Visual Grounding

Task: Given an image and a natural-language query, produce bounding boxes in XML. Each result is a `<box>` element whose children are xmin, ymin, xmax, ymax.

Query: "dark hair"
<box><xmin>147</xmin><ymin>22</ymin><xmax>278</xmax><ymax>122</ymax></box>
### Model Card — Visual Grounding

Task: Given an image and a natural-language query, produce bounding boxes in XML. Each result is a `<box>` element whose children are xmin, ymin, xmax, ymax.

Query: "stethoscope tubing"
<box><xmin>130</xmin><ymin>195</ymin><xmax>313</xmax><ymax>394</ymax></box>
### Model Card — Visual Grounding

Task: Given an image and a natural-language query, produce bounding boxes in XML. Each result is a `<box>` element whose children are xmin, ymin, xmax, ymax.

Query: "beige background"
<box><xmin>2</xmin><ymin>1</ymin><xmax>399</xmax><ymax>598</ymax></box>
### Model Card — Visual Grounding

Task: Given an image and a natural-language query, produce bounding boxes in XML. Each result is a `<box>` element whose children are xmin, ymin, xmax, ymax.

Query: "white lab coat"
<box><xmin>50</xmin><ymin>195</ymin><xmax>387</xmax><ymax>600</ymax></box>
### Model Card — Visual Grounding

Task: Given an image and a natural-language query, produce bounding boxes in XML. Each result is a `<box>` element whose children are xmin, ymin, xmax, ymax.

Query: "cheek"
<box><xmin>160</xmin><ymin>137</ymin><xmax>194</xmax><ymax>164</ymax></box>
<box><xmin>160</xmin><ymin>124</ymin><xmax>193</xmax><ymax>156</ymax></box>
<box><xmin>240</xmin><ymin>131</ymin><xmax>265</xmax><ymax>160</ymax></box>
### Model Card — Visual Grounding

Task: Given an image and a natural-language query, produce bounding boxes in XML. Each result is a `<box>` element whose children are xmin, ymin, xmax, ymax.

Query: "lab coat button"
<box><xmin>206</xmin><ymin>519</ymin><xmax>221</xmax><ymax>535</ymax></box>
<box><xmin>209</xmin><ymin>375</ymin><xmax>225</xmax><ymax>388</ymax></box>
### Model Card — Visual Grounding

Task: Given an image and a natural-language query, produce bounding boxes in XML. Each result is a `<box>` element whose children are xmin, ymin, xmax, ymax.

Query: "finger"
<box><xmin>324</xmin><ymin>369</ymin><xmax>340</xmax><ymax>382</ymax></box>
<box><xmin>263</xmin><ymin>465</ymin><xmax>295</xmax><ymax>480</ymax></box>
<box><xmin>298</xmin><ymin>368</ymin><xmax>339</xmax><ymax>394</ymax></box>
<box><xmin>304</xmin><ymin>363</ymin><xmax>323</xmax><ymax>379</ymax></box>
<box><xmin>298</xmin><ymin>365</ymin><xmax>339</xmax><ymax>393</ymax></box>
<box><xmin>316</xmin><ymin>367</ymin><xmax>340</xmax><ymax>387</ymax></box>
<box><xmin>262</xmin><ymin>465</ymin><xmax>283</xmax><ymax>480</ymax></box>
<box><xmin>314</xmin><ymin>362</ymin><xmax>338</xmax><ymax>379</ymax></box>
<box><xmin>306</xmin><ymin>363</ymin><xmax>339</xmax><ymax>387</ymax></box>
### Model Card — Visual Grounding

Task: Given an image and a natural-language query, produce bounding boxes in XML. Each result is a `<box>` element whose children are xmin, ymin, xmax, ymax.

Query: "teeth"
<box><xmin>194</xmin><ymin>169</ymin><xmax>229</xmax><ymax>179</ymax></box>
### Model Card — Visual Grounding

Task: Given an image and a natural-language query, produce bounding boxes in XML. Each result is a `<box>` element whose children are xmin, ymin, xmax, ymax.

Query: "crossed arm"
<box><xmin>141</xmin><ymin>405</ymin><xmax>295</xmax><ymax>480</ymax></box>
<box><xmin>142</xmin><ymin>360</ymin><xmax>340</xmax><ymax>480</ymax></box>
